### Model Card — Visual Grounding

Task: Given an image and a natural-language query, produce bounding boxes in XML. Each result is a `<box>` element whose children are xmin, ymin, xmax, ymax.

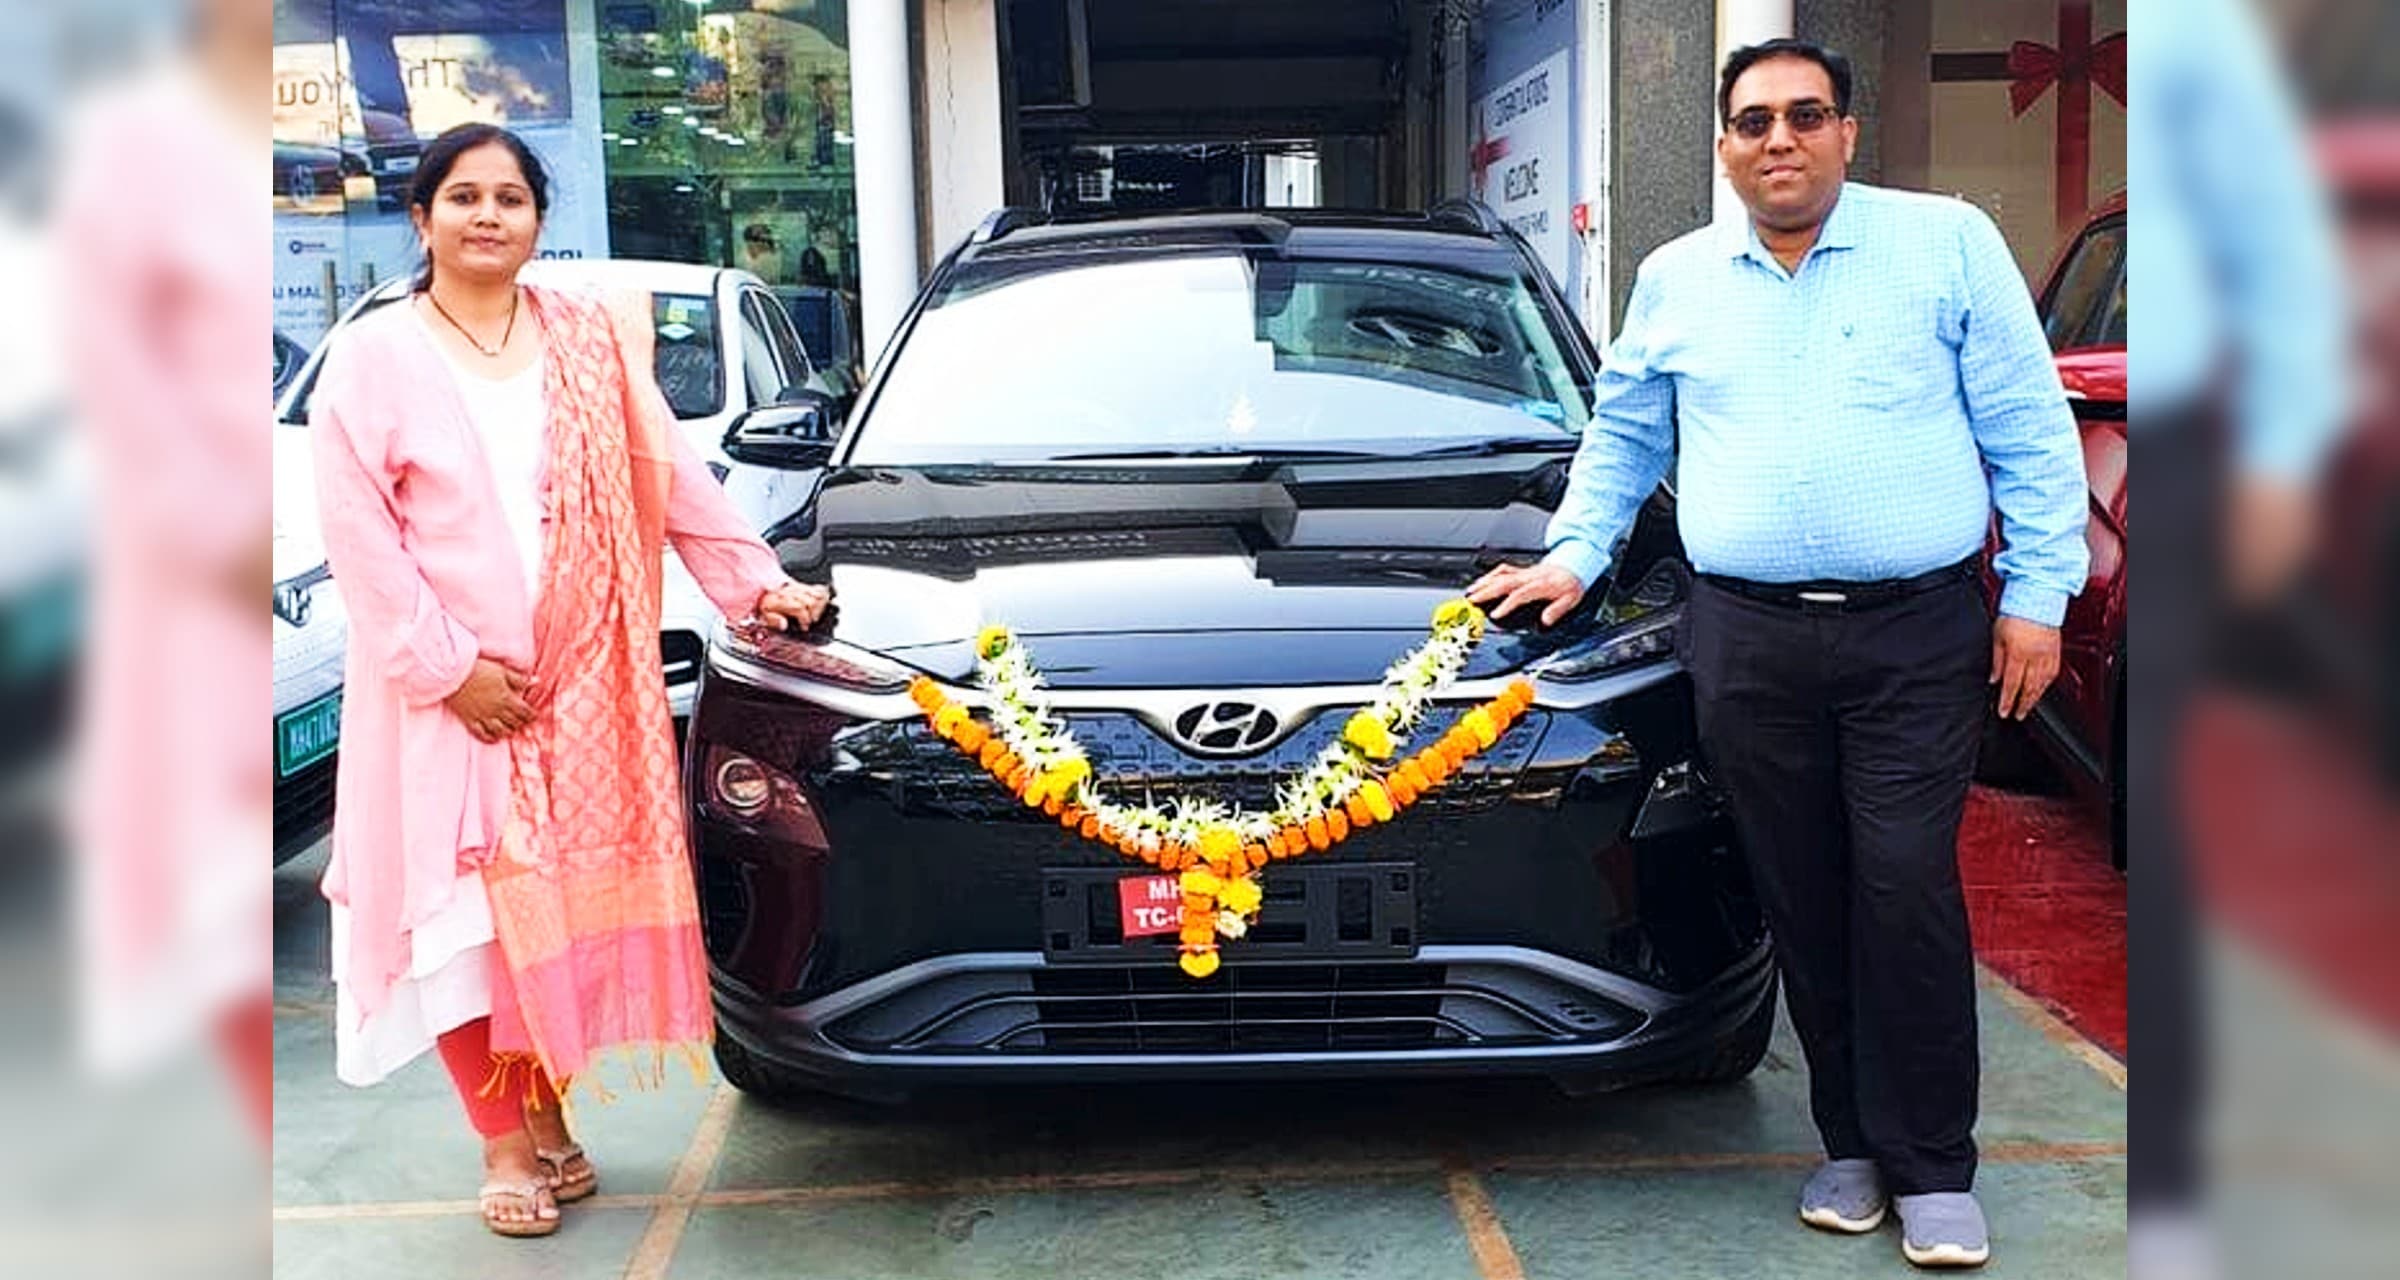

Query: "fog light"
<box><xmin>714</xmin><ymin>754</ymin><xmax>772</xmax><ymax>813</ymax></box>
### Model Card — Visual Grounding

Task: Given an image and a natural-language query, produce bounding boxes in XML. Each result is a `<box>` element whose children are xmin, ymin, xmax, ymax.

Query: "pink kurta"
<box><xmin>312</xmin><ymin>292</ymin><xmax>783</xmax><ymax>1030</ymax></box>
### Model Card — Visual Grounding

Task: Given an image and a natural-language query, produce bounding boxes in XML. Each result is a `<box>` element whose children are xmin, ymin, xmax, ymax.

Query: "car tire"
<box><xmin>712</xmin><ymin>1032</ymin><xmax>816</xmax><ymax>1106</ymax></box>
<box><xmin>1672</xmin><ymin>974</ymin><xmax>1779</xmax><ymax>1086</ymax></box>
<box><xmin>1973</xmin><ymin>713</ymin><xmax>2057</xmax><ymax>792</ymax></box>
<box><xmin>2110</xmin><ymin>649</ymin><xmax>2127</xmax><ymax>872</ymax></box>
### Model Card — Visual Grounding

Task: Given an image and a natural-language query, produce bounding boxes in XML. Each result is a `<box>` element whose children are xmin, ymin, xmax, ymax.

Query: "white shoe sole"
<box><xmin>1799</xmin><ymin>1203</ymin><xmax>1887</xmax><ymax>1234</ymax></box>
<box><xmin>1901</xmin><ymin>1239</ymin><xmax>1991</xmax><ymax>1268</ymax></box>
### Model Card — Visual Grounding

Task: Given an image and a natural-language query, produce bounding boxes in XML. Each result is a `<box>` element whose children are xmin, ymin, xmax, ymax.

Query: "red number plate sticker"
<box><xmin>1118</xmin><ymin>873</ymin><xmax>1183</xmax><ymax>937</ymax></box>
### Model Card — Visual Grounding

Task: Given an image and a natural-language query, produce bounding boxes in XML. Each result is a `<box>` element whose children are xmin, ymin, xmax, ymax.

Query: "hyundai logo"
<box><xmin>1170</xmin><ymin>700</ymin><xmax>1280</xmax><ymax>756</ymax></box>
<box><xmin>274</xmin><ymin>564</ymin><xmax>332</xmax><ymax>628</ymax></box>
<box><xmin>273</xmin><ymin>582</ymin><xmax>313</xmax><ymax>628</ymax></box>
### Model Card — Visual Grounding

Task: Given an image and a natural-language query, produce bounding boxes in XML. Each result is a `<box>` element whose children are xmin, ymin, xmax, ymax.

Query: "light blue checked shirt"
<box><xmin>1544</xmin><ymin>183</ymin><xmax>2090</xmax><ymax>626</ymax></box>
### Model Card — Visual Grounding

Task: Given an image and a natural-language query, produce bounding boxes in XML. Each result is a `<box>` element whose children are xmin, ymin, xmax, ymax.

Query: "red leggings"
<box><xmin>435</xmin><ymin>1017</ymin><xmax>562</xmax><ymax>1138</ymax></box>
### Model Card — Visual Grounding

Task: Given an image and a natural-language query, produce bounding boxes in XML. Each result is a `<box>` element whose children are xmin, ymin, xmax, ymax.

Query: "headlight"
<box><xmin>715</xmin><ymin>619</ymin><xmax>916</xmax><ymax>692</ymax></box>
<box><xmin>1532</xmin><ymin>560</ymin><xmax>1688</xmax><ymax>682</ymax></box>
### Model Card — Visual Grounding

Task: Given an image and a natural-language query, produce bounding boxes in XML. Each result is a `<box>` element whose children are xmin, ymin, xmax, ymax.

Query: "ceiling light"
<box><xmin>600</xmin><ymin>131</ymin><xmax>619</xmax><ymax>141</ymax></box>
<box><xmin>661</xmin><ymin>105</ymin><xmax>683</xmax><ymax>116</ymax></box>
<box><xmin>650</xmin><ymin>65</ymin><xmax>676</xmax><ymax>79</ymax></box>
<box><xmin>618</xmin><ymin>137</ymin><xmax>638</xmax><ymax>146</ymax></box>
<box><xmin>724</xmin><ymin>136</ymin><xmax>747</xmax><ymax>147</ymax></box>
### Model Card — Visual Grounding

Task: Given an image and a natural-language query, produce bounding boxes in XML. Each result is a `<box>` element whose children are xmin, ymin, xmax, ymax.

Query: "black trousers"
<box><xmin>2126</xmin><ymin>403</ymin><xmax>2216</xmax><ymax>1211</ymax></box>
<box><xmin>1685</xmin><ymin>572</ymin><xmax>1990</xmax><ymax>1195</ymax></box>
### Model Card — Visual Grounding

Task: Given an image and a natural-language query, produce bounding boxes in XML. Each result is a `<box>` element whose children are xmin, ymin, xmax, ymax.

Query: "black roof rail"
<box><xmin>1427</xmin><ymin>198</ymin><xmax>1508</xmax><ymax>236</ymax></box>
<box><xmin>969</xmin><ymin>206</ymin><xmax>1050</xmax><ymax>245</ymax></box>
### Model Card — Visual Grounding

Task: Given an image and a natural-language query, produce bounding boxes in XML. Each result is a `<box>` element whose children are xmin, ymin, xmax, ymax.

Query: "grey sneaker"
<box><xmin>1797</xmin><ymin>1158</ymin><xmax>1887</xmax><ymax>1233</ymax></box>
<box><xmin>1896</xmin><ymin>1191</ymin><xmax>1991</xmax><ymax>1268</ymax></box>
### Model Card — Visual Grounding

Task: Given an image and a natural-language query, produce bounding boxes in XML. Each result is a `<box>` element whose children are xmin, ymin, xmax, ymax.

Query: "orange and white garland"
<box><xmin>908</xmin><ymin>599</ymin><xmax>1535</xmax><ymax>977</ymax></box>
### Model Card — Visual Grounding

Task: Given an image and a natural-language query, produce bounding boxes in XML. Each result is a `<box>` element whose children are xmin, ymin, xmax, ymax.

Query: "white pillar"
<box><xmin>1711</xmin><ymin>0</ymin><xmax>1794</xmax><ymax>225</ymax></box>
<box><xmin>922</xmin><ymin>0</ymin><xmax>1006</xmax><ymax>254</ymax></box>
<box><xmin>852</xmin><ymin>0</ymin><xmax>920</xmax><ymax>371</ymax></box>
<box><xmin>1441</xmin><ymin>15</ymin><xmax>1468</xmax><ymax>199</ymax></box>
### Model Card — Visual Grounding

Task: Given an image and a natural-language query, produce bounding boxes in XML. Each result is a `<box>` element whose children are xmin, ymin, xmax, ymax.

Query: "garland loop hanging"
<box><xmin>909</xmin><ymin>599</ymin><xmax>1534</xmax><ymax>978</ymax></box>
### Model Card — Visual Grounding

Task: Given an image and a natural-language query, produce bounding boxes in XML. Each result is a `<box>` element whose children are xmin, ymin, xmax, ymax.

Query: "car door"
<box><xmin>735</xmin><ymin>286</ymin><xmax>805</xmax><ymax>410</ymax></box>
<box><xmin>2036</xmin><ymin>210</ymin><xmax>2128</xmax><ymax>765</ymax></box>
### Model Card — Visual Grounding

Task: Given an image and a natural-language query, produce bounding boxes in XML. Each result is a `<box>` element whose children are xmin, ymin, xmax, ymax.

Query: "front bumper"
<box><xmin>687</xmin><ymin>651</ymin><xmax>1765</xmax><ymax>1087</ymax></box>
<box><xmin>713</xmin><ymin>939</ymin><xmax>1775</xmax><ymax>1092</ymax></box>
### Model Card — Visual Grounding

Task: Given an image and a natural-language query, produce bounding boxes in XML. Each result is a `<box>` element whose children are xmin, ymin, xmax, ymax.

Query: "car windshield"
<box><xmin>848</xmin><ymin>249</ymin><xmax>1592</xmax><ymax>465</ymax></box>
<box><xmin>280</xmin><ymin>289</ymin><xmax>722</xmax><ymax>422</ymax></box>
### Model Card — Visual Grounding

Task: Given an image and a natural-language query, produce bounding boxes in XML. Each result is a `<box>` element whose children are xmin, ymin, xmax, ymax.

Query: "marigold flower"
<box><xmin>932</xmin><ymin>703</ymin><xmax>969</xmax><ymax>739</ymax></box>
<box><xmin>954</xmin><ymin>721</ymin><xmax>989</xmax><ymax>753</ymax></box>
<box><xmin>975</xmin><ymin>624</ymin><xmax>1012</xmax><ymax>661</ymax></box>
<box><xmin>1344</xmin><ymin>793</ymin><xmax>1374</xmax><ymax>827</ymax></box>
<box><xmin>1326</xmin><ymin>808</ymin><xmax>1350</xmax><ymax>843</ymax></box>
<box><xmin>1398</xmin><ymin>760</ymin><xmax>1432</xmax><ymax>794</ymax></box>
<box><xmin>1198</xmin><ymin>827</ymin><xmax>1242</xmax><ymax>869</ymax></box>
<box><xmin>1360</xmin><ymin>780</ymin><xmax>1395</xmax><ymax>822</ymax></box>
<box><xmin>1386</xmin><ymin>773</ymin><xmax>1418</xmax><ymax>806</ymax></box>
<box><xmin>1244</xmin><ymin>844</ymin><xmax>1269</xmax><ymax>871</ymax></box>
<box><xmin>1432</xmin><ymin>597</ymin><xmax>1488</xmax><ymax>639</ymax></box>
<box><xmin>1042</xmin><ymin>794</ymin><xmax>1064</xmax><ymax>817</ymax></box>
<box><xmin>1462</xmin><ymin>708</ymin><xmax>1499</xmax><ymax>749</ymax></box>
<box><xmin>1342</xmin><ymin>711</ymin><xmax>1397</xmax><ymax>760</ymax></box>
<box><xmin>1179</xmin><ymin>947</ymin><xmax>1221</xmax><ymax>978</ymax></box>
<box><xmin>1181</xmin><ymin>868</ymin><xmax>1223</xmax><ymax>897</ymax></box>
<box><xmin>978</xmin><ymin>739</ymin><xmax>1008</xmax><ymax>769</ymax></box>
<box><xmin>1505</xmin><ymin>678</ymin><xmax>1536</xmax><ymax>711</ymax></box>
<box><xmin>1005</xmin><ymin>763</ymin><xmax>1033</xmax><ymax>794</ymax></box>
<box><xmin>1305</xmin><ymin>816</ymin><xmax>1331</xmax><ymax>851</ymax></box>
<box><xmin>1079</xmin><ymin>815</ymin><xmax>1102</xmax><ymax>839</ymax></box>
<box><xmin>1218</xmin><ymin>875</ymin><xmax>1263</xmax><ymax>916</ymax></box>
<box><xmin>993</xmin><ymin>750</ymin><xmax>1022</xmax><ymax>779</ymax></box>
<box><xmin>909</xmin><ymin>676</ymin><xmax>943</xmax><ymax>711</ymax></box>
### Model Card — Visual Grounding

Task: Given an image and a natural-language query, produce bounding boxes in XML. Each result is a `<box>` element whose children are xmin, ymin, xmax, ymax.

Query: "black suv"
<box><xmin>688</xmin><ymin>205</ymin><xmax>1772</xmax><ymax>1102</ymax></box>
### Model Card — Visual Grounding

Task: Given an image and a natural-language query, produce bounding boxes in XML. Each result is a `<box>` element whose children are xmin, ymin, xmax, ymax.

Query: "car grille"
<box><xmin>274</xmin><ymin>752</ymin><xmax>338</xmax><ymax>856</ymax></box>
<box><xmin>822</xmin><ymin>959</ymin><xmax>1636</xmax><ymax>1056</ymax></box>
<box><xmin>864</xmin><ymin>704</ymin><xmax>1548</xmax><ymax>822</ymax></box>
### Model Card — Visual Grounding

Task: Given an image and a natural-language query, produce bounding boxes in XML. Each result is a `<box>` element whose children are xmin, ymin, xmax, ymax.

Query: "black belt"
<box><xmin>1698</xmin><ymin>557</ymin><xmax>1979</xmax><ymax>612</ymax></box>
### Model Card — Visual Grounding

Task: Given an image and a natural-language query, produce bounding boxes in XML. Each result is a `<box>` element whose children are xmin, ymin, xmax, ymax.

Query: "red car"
<box><xmin>1980</xmin><ymin>193</ymin><xmax>2128</xmax><ymax>862</ymax></box>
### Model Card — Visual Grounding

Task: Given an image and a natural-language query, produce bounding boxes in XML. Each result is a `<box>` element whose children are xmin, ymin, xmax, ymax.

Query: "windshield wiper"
<box><xmin>1395</xmin><ymin>436</ymin><xmax>1580</xmax><ymax>459</ymax></box>
<box><xmin>1043</xmin><ymin>445</ymin><xmax>1383</xmax><ymax>463</ymax></box>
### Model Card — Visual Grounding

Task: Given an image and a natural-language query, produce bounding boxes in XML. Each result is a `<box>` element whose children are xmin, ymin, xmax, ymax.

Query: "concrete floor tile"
<box><xmin>1484</xmin><ymin>1156</ymin><xmax>2126</xmax><ymax>1280</ymax></box>
<box><xmin>272</xmin><ymin>1203</ymin><xmax>657</xmax><ymax>1280</ymax></box>
<box><xmin>667</xmin><ymin>1178</ymin><xmax>1479</xmax><ymax>1280</ymax></box>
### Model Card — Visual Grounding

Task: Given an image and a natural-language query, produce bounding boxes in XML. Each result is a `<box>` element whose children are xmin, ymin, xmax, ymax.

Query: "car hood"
<box><xmin>767</xmin><ymin>459</ymin><xmax>1591</xmax><ymax>687</ymax></box>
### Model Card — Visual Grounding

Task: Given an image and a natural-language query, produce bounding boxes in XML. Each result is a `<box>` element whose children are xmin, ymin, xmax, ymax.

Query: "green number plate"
<box><xmin>275</xmin><ymin>690</ymin><xmax>343</xmax><ymax>778</ymax></box>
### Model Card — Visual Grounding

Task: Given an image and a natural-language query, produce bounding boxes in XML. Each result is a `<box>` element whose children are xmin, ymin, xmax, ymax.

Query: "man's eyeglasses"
<box><xmin>1726</xmin><ymin>102</ymin><xmax>1843</xmax><ymax>141</ymax></box>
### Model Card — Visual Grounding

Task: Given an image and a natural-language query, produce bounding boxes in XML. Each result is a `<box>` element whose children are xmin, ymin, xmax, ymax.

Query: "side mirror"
<box><xmin>722</xmin><ymin>393</ymin><xmax>841</xmax><ymax>470</ymax></box>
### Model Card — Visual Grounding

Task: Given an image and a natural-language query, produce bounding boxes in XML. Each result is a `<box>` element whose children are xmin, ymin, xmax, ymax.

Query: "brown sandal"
<box><xmin>535</xmin><ymin>1143</ymin><xmax>597</xmax><ymax>1204</ymax></box>
<box><xmin>479</xmin><ymin>1177</ymin><xmax>560</xmax><ymax>1238</ymax></box>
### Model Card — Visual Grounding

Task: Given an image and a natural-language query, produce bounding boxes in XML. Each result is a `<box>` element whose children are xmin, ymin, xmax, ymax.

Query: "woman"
<box><xmin>312</xmin><ymin>123</ymin><xmax>830</xmax><ymax>1237</ymax></box>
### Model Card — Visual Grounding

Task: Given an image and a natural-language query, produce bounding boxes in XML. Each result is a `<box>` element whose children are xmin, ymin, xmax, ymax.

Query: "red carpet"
<box><xmin>2181</xmin><ymin>696</ymin><xmax>2400</xmax><ymax>1039</ymax></box>
<box><xmin>1958</xmin><ymin>785</ymin><xmax>2127</xmax><ymax>1058</ymax></box>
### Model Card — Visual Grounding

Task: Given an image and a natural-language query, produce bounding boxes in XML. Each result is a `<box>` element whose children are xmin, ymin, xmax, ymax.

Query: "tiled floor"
<box><xmin>273</xmin><ymin>838</ymin><xmax>2126</xmax><ymax>1280</ymax></box>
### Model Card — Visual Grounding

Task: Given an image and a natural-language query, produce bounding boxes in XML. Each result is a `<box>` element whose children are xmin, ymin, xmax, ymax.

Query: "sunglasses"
<box><xmin>1726</xmin><ymin>102</ymin><xmax>1843</xmax><ymax>140</ymax></box>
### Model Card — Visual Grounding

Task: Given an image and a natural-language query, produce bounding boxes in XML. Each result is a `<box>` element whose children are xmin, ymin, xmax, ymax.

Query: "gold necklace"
<box><xmin>424</xmin><ymin>287</ymin><xmax>519</xmax><ymax>358</ymax></box>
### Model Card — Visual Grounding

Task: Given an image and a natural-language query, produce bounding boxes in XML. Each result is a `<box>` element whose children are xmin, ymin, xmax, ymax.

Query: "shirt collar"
<box><xmin>1720</xmin><ymin>183</ymin><xmax>1864</xmax><ymax>268</ymax></box>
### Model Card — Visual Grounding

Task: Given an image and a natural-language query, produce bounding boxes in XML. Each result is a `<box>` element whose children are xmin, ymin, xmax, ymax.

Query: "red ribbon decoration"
<box><xmin>2005</xmin><ymin>33</ymin><xmax>2127</xmax><ymax>117</ymax></box>
<box><xmin>2002</xmin><ymin>3</ymin><xmax>2126</xmax><ymax>239</ymax></box>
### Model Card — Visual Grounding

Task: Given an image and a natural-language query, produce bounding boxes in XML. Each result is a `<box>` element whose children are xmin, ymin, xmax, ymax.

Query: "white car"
<box><xmin>273</xmin><ymin>260</ymin><xmax>822</xmax><ymax>725</ymax></box>
<box><xmin>273</xmin><ymin>418</ymin><xmax>346</xmax><ymax>862</ymax></box>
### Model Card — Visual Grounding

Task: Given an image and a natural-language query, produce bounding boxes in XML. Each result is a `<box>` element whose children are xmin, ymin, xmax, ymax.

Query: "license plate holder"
<box><xmin>275</xmin><ymin>690</ymin><xmax>343</xmax><ymax>777</ymax></box>
<box><xmin>1042</xmin><ymin>861</ymin><xmax>1419</xmax><ymax>963</ymax></box>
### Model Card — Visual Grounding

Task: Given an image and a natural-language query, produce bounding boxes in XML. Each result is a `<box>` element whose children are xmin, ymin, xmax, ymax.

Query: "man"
<box><xmin>1468</xmin><ymin>39</ymin><xmax>2087</xmax><ymax>1269</ymax></box>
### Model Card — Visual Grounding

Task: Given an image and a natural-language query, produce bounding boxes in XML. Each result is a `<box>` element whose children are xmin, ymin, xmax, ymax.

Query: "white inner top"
<box><xmin>423</xmin><ymin>309</ymin><xmax>549</xmax><ymax>602</ymax></box>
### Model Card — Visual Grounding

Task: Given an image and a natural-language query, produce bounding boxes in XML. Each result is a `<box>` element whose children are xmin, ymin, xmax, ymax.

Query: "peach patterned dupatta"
<box><xmin>479</xmin><ymin>286</ymin><xmax>709</xmax><ymax>1086</ymax></box>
